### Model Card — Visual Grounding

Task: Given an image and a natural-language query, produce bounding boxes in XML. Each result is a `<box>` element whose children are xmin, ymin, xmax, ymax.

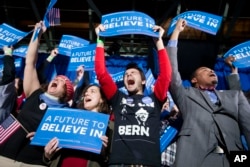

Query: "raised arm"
<box><xmin>153</xmin><ymin>25</ymin><xmax>172</xmax><ymax>102</ymax></box>
<box><xmin>94</xmin><ymin>24</ymin><xmax>117</xmax><ymax>100</ymax></box>
<box><xmin>23</xmin><ymin>21</ymin><xmax>47</xmax><ymax>98</ymax></box>
<box><xmin>167</xmin><ymin>19</ymin><xmax>187</xmax><ymax>101</ymax></box>
<box><xmin>224</xmin><ymin>55</ymin><xmax>241</xmax><ymax>90</ymax></box>
<box><xmin>0</xmin><ymin>46</ymin><xmax>15</xmax><ymax>85</ymax></box>
<box><xmin>37</xmin><ymin>48</ymin><xmax>58</xmax><ymax>85</ymax></box>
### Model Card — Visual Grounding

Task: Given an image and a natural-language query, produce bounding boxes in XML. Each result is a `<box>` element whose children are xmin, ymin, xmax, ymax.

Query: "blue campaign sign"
<box><xmin>30</xmin><ymin>107</ymin><xmax>110</xmax><ymax>154</ymax></box>
<box><xmin>160</xmin><ymin>125</ymin><xmax>178</xmax><ymax>153</ymax></box>
<box><xmin>90</xmin><ymin>71</ymin><xmax>124</xmax><ymax>86</ymax></box>
<box><xmin>13</xmin><ymin>45</ymin><xmax>28</xmax><ymax>58</ymax></box>
<box><xmin>111</xmin><ymin>71</ymin><xmax>124</xmax><ymax>83</ymax></box>
<box><xmin>144</xmin><ymin>69</ymin><xmax>155</xmax><ymax>95</ymax></box>
<box><xmin>0</xmin><ymin>23</ymin><xmax>30</xmax><ymax>48</ymax></box>
<box><xmin>99</xmin><ymin>11</ymin><xmax>159</xmax><ymax>38</ymax></box>
<box><xmin>58</xmin><ymin>35</ymin><xmax>90</xmax><ymax>56</ymax></box>
<box><xmin>0</xmin><ymin>56</ymin><xmax>22</xmax><ymax>68</ymax></box>
<box><xmin>119</xmin><ymin>86</ymin><xmax>128</xmax><ymax>95</ymax></box>
<box><xmin>67</xmin><ymin>43</ymin><xmax>96</xmax><ymax>71</ymax></box>
<box><xmin>33</xmin><ymin>0</ymin><xmax>58</xmax><ymax>41</ymax></box>
<box><xmin>89</xmin><ymin>71</ymin><xmax>99</xmax><ymax>85</ymax></box>
<box><xmin>160</xmin><ymin>91</ymin><xmax>176</xmax><ymax>120</ymax></box>
<box><xmin>46</xmin><ymin>0</ymin><xmax>57</xmax><ymax>13</ymax></box>
<box><xmin>14</xmin><ymin>58</ymin><xmax>23</xmax><ymax>71</ymax></box>
<box><xmin>167</xmin><ymin>11</ymin><xmax>222</xmax><ymax>36</ymax></box>
<box><xmin>223</xmin><ymin>40</ymin><xmax>250</xmax><ymax>68</ymax></box>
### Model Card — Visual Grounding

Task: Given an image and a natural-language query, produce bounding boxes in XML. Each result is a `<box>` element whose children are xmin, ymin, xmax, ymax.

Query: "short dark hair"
<box><xmin>125</xmin><ymin>62</ymin><xmax>146</xmax><ymax>81</ymax></box>
<box><xmin>124</xmin><ymin>62</ymin><xmax>146</xmax><ymax>91</ymax></box>
<box><xmin>190</xmin><ymin>70</ymin><xmax>197</xmax><ymax>87</ymax></box>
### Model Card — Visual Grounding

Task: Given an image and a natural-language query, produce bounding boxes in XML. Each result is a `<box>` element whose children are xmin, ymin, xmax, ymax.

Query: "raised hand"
<box><xmin>95</xmin><ymin>24</ymin><xmax>105</xmax><ymax>36</ymax></box>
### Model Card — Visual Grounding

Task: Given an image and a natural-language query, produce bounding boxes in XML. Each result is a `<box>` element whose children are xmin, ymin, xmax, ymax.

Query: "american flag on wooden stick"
<box><xmin>48</xmin><ymin>8</ymin><xmax>61</xmax><ymax>26</ymax></box>
<box><xmin>0</xmin><ymin>114</ymin><xmax>23</xmax><ymax>144</ymax></box>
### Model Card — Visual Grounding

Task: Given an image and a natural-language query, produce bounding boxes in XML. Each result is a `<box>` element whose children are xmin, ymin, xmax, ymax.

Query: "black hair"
<box><xmin>190</xmin><ymin>70</ymin><xmax>197</xmax><ymax>87</ymax></box>
<box><xmin>125</xmin><ymin>63</ymin><xmax>145</xmax><ymax>78</ymax></box>
<box><xmin>124</xmin><ymin>62</ymin><xmax>146</xmax><ymax>90</ymax></box>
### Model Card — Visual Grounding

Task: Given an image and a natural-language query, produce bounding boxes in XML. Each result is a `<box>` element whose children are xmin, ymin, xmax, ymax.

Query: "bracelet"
<box><xmin>46</xmin><ymin>55</ymin><xmax>55</xmax><ymax>62</ymax></box>
<box><xmin>4</xmin><ymin>48</ymin><xmax>12</xmax><ymax>56</ymax></box>
<box><xmin>96</xmin><ymin>38</ymin><xmax>104</xmax><ymax>44</ymax></box>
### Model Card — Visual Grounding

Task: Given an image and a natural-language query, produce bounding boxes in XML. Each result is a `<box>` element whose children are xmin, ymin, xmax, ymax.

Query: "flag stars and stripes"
<box><xmin>0</xmin><ymin>114</ymin><xmax>21</xmax><ymax>144</ymax></box>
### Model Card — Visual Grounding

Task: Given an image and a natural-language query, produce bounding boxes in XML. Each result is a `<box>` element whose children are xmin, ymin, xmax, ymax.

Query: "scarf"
<box><xmin>40</xmin><ymin>93</ymin><xmax>68</xmax><ymax>108</ymax></box>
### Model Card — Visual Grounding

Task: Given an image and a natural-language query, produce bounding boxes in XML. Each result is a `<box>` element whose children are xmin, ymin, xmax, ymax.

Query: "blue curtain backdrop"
<box><xmin>11</xmin><ymin>53</ymin><xmax>148</xmax><ymax>86</ymax></box>
<box><xmin>2</xmin><ymin>53</ymin><xmax>250</xmax><ymax>92</ymax></box>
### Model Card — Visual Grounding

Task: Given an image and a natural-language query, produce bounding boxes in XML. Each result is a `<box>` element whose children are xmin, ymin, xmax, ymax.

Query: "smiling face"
<box><xmin>124</xmin><ymin>68</ymin><xmax>146</xmax><ymax>95</ymax></box>
<box><xmin>82</xmin><ymin>85</ymin><xmax>103</xmax><ymax>112</ymax></box>
<box><xmin>191</xmin><ymin>67</ymin><xmax>218</xmax><ymax>88</ymax></box>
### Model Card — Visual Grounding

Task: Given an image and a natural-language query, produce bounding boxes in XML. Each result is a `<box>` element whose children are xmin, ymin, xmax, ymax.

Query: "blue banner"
<box><xmin>30</xmin><ymin>107</ymin><xmax>110</xmax><ymax>154</ymax></box>
<box><xmin>46</xmin><ymin>0</ymin><xmax>57</xmax><ymax>14</ymax></box>
<box><xmin>160</xmin><ymin>125</ymin><xmax>178</xmax><ymax>153</ymax></box>
<box><xmin>14</xmin><ymin>58</ymin><xmax>23</xmax><ymax>71</ymax></box>
<box><xmin>119</xmin><ymin>86</ymin><xmax>128</xmax><ymax>95</ymax></box>
<box><xmin>67</xmin><ymin>43</ymin><xmax>96</xmax><ymax>71</ymax></box>
<box><xmin>58</xmin><ymin>35</ymin><xmax>90</xmax><ymax>56</ymax></box>
<box><xmin>167</xmin><ymin>11</ymin><xmax>222</xmax><ymax>36</ymax></box>
<box><xmin>144</xmin><ymin>69</ymin><xmax>155</xmax><ymax>95</ymax></box>
<box><xmin>223</xmin><ymin>40</ymin><xmax>250</xmax><ymax>68</ymax></box>
<box><xmin>99</xmin><ymin>11</ymin><xmax>159</xmax><ymax>37</ymax></box>
<box><xmin>160</xmin><ymin>92</ymin><xmax>175</xmax><ymax>120</ymax></box>
<box><xmin>43</xmin><ymin>0</ymin><xmax>58</xmax><ymax>27</ymax></box>
<box><xmin>13</xmin><ymin>45</ymin><xmax>28</xmax><ymax>58</ymax></box>
<box><xmin>89</xmin><ymin>71</ymin><xmax>126</xmax><ymax>85</ymax></box>
<box><xmin>0</xmin><ymin>23</ymin><xmax>30</xmax><ymax>48</ymax></box>
<box><xmin>111</xmin><ymin>71</ymin><xmax>124</xmax><ymax>83</ymax></box>
<box><xmin>33</xmin><ymin>0</ymin><xmax>58</xmax><ymax>41</ymax></box>
<box><xmin>0</xmin><ymin>57</ymin><xmax>22</xmax><ymax>73</ymax></box>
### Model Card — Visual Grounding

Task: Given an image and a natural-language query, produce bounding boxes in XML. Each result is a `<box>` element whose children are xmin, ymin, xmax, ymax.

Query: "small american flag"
<box><xmin>0</xmin><ymin>114</ymin><xmax>21</xmax><ymax>144</ymax></box>
<box><xmin>48</xmin><ymin>8</ymin><xmax>60</xmax><ymax>26</ymax></box>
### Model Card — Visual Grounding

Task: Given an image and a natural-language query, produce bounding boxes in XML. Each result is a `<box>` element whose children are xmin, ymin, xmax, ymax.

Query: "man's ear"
<box><xmin>142</xmin><ymin>80</ymin><xmax>146</xmax><ymax>85</ymax></box>
<box><xmin>191</xmin><ymin>78</ymin><xmax>197</xmax><ymax>85</ymax></box>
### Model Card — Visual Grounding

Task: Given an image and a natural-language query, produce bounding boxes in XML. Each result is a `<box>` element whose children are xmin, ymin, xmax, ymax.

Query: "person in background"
<box><xmin>0</xmin><ymin>21</ymin><xmax>74</xmax><ymax>167</ymax></box>
<box><xmin>14</xmin><ymin>77</ymin><xmax>25</xmax><ymax>113</ymax></box>
<box><xmin>94</xmin><ymin>23</ymin><xmax>171</xmax><ymax>166</ymax></box>
<box><xmin>43</xmin><ymin>84</ymin><xmax>113</xmax><ymax>167</ymax></box>
<box><xmin>70</xmin><ymin>65</ymin><xmax>90</xmax><ymax>108</ymax></box>
<box><xmin>0</xmin><ymin>46</ymin><xmax>16</xmax><ymax>123</ymax></box>
<box><xmin>160</xmin><ymin>95</ymin><xmax>182</xmax><ymax>167</ymax></box>
<box><xmin>224</xmin><ymin>55</ymin><xmax>250</xmax><ymax>150</ymax></box>
<box><xmin>167</xmin><ymin>18</ymin><xmax>250</xmax><ymax>167</ymax></box>
<box><xmin>224</xmin><ymin>55</ymin><xmax>250</xmax><ymax>103</ymax></box>
<box><xmin>37</xmin><ymin>48</ymin><xmax>59</xmax><ymax>89</ymax></box>
<box><xmin>73</xmin><ymin>65</ymin><xmax>85</xmax><ymax>91</ymax></box>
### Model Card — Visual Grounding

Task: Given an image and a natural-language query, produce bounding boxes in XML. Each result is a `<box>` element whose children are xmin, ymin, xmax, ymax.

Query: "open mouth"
<box><xmin>84</xmin><ymin>97</ymin><xmax>91</xmax><ymax>102</ymax></box>
<box><xmin>128</xmin><ymin>79</ymin><xmax>135</xmax><ymax>85</ymax></box>
<box><xmin>51</xmin><ymin>82</ymin><xmax>58</xmax><ymax>88</ymax></box>
<box><xmin>209</xmin><ymin>73</ymin><xmax>216</xmax><ymax>77</ymax></box>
